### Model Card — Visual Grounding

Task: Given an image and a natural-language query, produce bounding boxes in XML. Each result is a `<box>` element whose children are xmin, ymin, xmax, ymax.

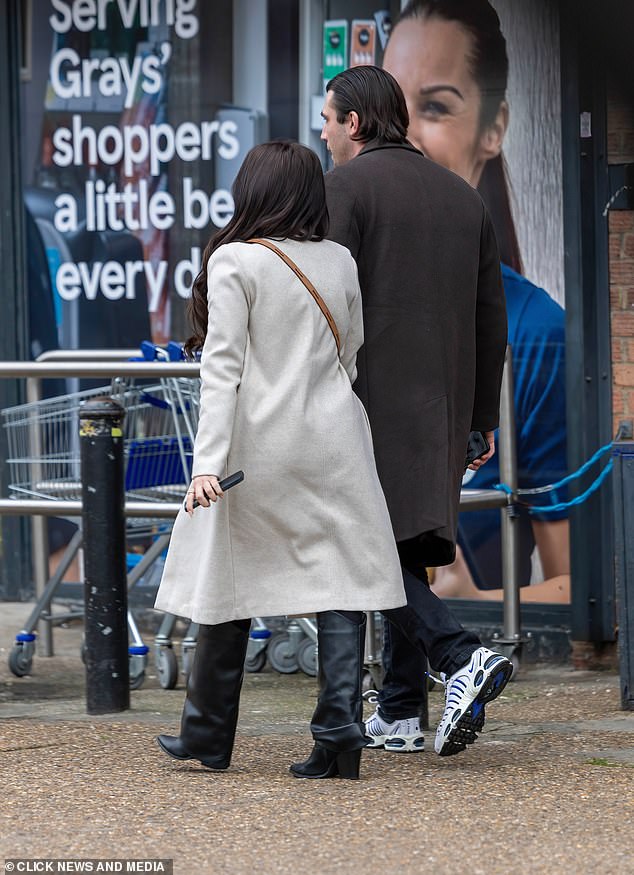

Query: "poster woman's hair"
<box><xmin>185</xmin><ymin>141</ymin><xmax>329</xmax><ymax>357</ymax></box>
<box><xmin>399</xmin><ymin>0</ymin><xmax>523</xmax><ymax>273</ymax></box>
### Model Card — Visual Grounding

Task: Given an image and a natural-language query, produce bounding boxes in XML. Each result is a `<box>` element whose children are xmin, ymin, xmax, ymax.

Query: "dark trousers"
<box><xmin>379</xmin><ymin>565</ymin><xmax>481</xmax><ymax>722</ymax></box>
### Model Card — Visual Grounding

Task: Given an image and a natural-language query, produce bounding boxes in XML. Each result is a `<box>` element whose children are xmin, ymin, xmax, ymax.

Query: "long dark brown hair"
<box><xmin>184</xmin><ymin>141</ymin><xmax>329</xmax><ymax>357</ymax></box>
<box><xmin>398</xmin><ymin>0</ymin><xmax>523</xmax><ymax>274</ymax></box>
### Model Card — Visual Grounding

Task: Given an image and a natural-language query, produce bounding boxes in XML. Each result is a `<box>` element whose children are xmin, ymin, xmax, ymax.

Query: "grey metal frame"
<box><xmin>0</xmin><ymin>357</ymin><xmax>198</xmax><ymax>655</ymax></box>
<box><xmin>612</xmin><ymin>442</ymin><xmax>634</xmax><ymax>710</ymax></box>
<box><xmin>560</xmin><ymin>0</ymin><xmax>616</xmax><ymax>643</ymax></box>
<box><xmin>0</xmin><ymin>350</ymin><xmax>523</xmax><ymax>670</ymax></box>
<box><xmin>364</xmin><ymin>346</ymin><xmax>523</xmax><ymax>677</ymax></box>
<box><xmin>0</xmin><ymin>0</ymin><xmax>30</xmax><ymax>600</ymax></box>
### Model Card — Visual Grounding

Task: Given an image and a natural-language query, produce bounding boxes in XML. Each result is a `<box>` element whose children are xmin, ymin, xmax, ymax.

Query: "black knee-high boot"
<box><xmin>157</xmin><ymin>619</ymin><xmax>250</xmax><ymax>770</ymax></box>
<box><xmin>290</xmin><ymin>611</ymin><xmax>368</xmax><ymax>780</ymax></box>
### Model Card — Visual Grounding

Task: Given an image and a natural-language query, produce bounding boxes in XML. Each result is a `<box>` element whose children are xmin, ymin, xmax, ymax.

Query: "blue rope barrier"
<box><xmin>494</xmin><ymin>442</ymin><xmax>614</xmax><ymax>514</ymax></box>
<box><xmin>526</xmin><ymin>459</ymin><xmax>613</xmax><ymax>513</ymax></box>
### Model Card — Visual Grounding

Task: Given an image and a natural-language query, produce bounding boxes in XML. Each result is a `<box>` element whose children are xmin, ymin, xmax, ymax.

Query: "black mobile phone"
<box><xmin>184</xmin><ymin>470</ymin><xmax>245</xmax><ymax>510</ymax></box>
<box><xmin>464</xmin><ymin>431</ymin><xmax>490</xmax><ymax>469</ymax></box>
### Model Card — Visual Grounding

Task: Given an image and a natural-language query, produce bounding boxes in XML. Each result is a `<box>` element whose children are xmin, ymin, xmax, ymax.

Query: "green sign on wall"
<box><xmin>323</xmin><ymin>20</ymin><xmax>348</xmax><ymax>91</ymax></box>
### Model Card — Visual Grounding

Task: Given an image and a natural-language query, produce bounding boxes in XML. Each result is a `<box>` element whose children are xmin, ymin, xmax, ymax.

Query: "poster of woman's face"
<box><xmin>384</xmin><ymin>0</ymin><xmax>564</xmax><ymax>304</ymax></box>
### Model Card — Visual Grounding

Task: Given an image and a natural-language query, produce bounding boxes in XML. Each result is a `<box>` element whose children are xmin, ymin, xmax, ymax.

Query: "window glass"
<box><xmin>328</xmin><ymin>0</ymin><xmax>570</xmax><ymax>603</ymax></box>
<box><xmin>21</xmin><ymin>0</ymin><xmax>234</xmax><ymax>348</ymax></box>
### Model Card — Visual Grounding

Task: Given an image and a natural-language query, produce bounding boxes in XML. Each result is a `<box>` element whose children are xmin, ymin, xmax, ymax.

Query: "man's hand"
<box><xmin>467</xmin><ymin>429</ymin><xmax>496</xmax><ymax>471</ymax></box>
<box><xmin>185</xmin><ymin>474</ymin><xmax>224</xmax><ymax>516</ymax></box>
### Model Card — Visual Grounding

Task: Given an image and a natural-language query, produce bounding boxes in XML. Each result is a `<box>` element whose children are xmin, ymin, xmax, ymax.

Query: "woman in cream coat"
<box><xmin>155</xmin><ymin>142</ymin><xmax>405</xmax><ymax>780</ymax></box>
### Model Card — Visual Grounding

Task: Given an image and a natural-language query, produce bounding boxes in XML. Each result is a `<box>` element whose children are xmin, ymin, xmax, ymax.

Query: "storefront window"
<box><xmin>21</xmin><ymin>0</ymin><xmax>237</xmax><ymax>348</ymax></box>
<box><xmin>309</xmin><ymin>0</ymin><xmax>570</xmax><ymax>604</ymax></box>
<box><xmin>17</xmin><ymin>0</ymin><xmax>570</xmax><ymax>604</ymax></box>
<box><xmin>381</xmin><ymin>0</ymin><xmax>569</xmax><ymax>604</ymax></box>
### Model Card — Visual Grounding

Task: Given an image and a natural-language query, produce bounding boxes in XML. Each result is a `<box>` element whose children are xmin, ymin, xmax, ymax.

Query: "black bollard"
<box><xmin>79</xmin><ymin>396</ymin><xmax>129</xmax><ymax>714</ymax></box>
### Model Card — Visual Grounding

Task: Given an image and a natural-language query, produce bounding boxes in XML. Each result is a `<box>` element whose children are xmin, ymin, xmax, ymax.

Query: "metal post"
<box><xmin>561</xmin><ymin>1</ymin><xmax>615</xmax><ymax>644</ymax></box>
<box><xmin>364</xmin><ymin>610</ymin><xmax>382</xmax><ymax>690</ymax></box>
<box><xmin>298</xmin><ymin>0</ymin><xmax>323</xmax><ymax>154</ymax></box>
<box><xmin>26</xmin><ymin>375</ymin><xmax>53</xmax><ymax>656</ymax></box>
<box><xmin>497</xmin><ymin>346</ymin><xmax>522</xmax><ymax>662</ymax></box>
<box><xmin>80</xmin><ymin>397</ymin><xmax>129</xmax><ymax>714</ymax></box>
<box><xmin>612</xmin><ymin>440</ymin><xmax>634</xmax><ymax>710</ymax></box>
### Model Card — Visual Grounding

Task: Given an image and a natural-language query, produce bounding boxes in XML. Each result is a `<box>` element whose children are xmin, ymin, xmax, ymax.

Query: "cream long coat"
<box><xmin>154</xmin><ymin>238</ymin><xmax>406</xmax><ymax>625</ymax></box>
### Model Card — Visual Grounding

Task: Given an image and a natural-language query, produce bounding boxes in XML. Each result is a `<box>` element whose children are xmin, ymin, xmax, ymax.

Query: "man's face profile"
<box><xmin>320</xmin><ymin>91</ymin><xmax>358</xmax><ymax>167</ymax></box>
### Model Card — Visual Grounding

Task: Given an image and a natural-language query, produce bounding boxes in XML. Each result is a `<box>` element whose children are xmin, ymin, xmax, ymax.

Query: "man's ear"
<box><xmin>477</xmin><ymin>101</ymin><xmax>509</xmax><ymax>162</ymax></box>
<box><xmin>347</xmin><ymin>110</ymin><xmax>361</xmax><ymax>138</ymax></box>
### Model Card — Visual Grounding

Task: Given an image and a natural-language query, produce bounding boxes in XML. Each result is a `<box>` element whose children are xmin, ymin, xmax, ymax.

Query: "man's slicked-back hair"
<box><xmin>326</xmin><ymin>66</ymin><xmax>409</xmax><ymax>144</ymax></box>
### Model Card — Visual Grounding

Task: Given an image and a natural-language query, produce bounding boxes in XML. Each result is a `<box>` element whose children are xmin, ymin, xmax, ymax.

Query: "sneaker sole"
<box><xmin>437</xmin><ymin>658</ymin><xmax>513</xmax><ymax>757</ymax></box>
<box><xmin>384</xmin><ymin>734</ymin><xmax>425</xmax><ymax>753</ymax></box>
<box><xmin>365</xmin><ymin>731</ymin><xmax>424</xmax><ymax>752</ymax></box>
<box><xmin>365</xmin><ymin>734</ymin><xmax>388</xmax><ymax>749</ymax></box>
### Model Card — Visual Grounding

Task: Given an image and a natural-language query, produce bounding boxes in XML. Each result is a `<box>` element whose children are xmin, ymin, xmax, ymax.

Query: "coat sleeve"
<box><xmin>471</xmin><ymin>206</ymin><xmax>508</xmax><ymax>432</ymax></box>
<box><xmin>341</xmin><ymin>256</ymin><xmax>364</xmax><ymax>384</ymax></box>
<box><xmin>324</xmin><ymin>170</ymin><xmax>362</xmax><ymax>259</ymax></box>
<box><xmin>191</xmin><ymin>245</ymin><xmax>251</xmax><ymax>478</ymax></box>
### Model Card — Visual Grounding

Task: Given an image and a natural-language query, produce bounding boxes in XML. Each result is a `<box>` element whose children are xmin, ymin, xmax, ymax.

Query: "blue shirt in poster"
<box><xmin>458</xmin><ymin>264</ymin><xmax>568</xmax><ymax>590</ymax></box>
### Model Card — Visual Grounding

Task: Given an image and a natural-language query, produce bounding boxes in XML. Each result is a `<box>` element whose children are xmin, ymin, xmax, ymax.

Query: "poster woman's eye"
<box><xmin>420</xmin><ymin>100</ymin><xmax>450</xmax><ymax>119</ymax></box>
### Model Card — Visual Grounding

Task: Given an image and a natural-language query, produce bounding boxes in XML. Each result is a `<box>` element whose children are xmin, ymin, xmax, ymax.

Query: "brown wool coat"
<box><xmin>325</xmin><ymin>141</ymin><xmax>507</xmax><ymax>566</ymax></box>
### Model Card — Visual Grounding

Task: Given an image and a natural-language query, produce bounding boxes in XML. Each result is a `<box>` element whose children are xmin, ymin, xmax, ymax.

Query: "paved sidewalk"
<box><xmin>1</xmin><ymin>603</ymin><xmax>633</xmax><ymax>875</ymax></box>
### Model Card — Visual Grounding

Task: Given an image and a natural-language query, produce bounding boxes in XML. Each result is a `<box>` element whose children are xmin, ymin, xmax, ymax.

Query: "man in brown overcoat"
<box><xmin>321</xmin><ymin>66</ymin><xmax>512</xmax><ymax>756</ymax></box>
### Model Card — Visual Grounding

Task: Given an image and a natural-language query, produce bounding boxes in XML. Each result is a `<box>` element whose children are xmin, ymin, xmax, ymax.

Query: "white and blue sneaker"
<box><xmin>364</xmin><ymin>709</ymin><xmax>425</xmax><ymax>752</ymax></box>
<box><xmin>434</xmin><ymin>646</ymin><xmax>513</xmax><ymax>757</ymax></box>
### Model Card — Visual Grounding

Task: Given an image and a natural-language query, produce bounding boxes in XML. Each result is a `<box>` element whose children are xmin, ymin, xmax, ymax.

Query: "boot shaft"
<box><xmin>179</xmin><ymin>619</ymin><xmax>251</xmax><ymax>767</ymax></box>
<box><xmin>311</xmin><ymin>610</ymin><xmax>368</xmax><ymax>751</ymax></box>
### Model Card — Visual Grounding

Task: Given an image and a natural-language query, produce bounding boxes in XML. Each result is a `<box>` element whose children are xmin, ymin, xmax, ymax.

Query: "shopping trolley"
<box><xmin>2</xmin><ymin>371</ymin><xmax>201</xmax><ymax>687</ymax></box>
<box><xmin>245</xmin><ymin>613</ymin><xmax>379</xmax><ymax>685</ymax></box>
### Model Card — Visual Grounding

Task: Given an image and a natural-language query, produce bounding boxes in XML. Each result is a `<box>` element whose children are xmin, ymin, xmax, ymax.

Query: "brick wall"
<box><xmin>607</xmin><ymin>90</ymin><xmax>634</xmax><ymax>437</ymax></box>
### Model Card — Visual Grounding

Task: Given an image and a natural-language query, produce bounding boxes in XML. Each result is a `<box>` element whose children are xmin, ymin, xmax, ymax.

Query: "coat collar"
<box><xmin>356</xmin><ymin>139</ymin><xmax>425</xmax><ymax>159</ymax></box>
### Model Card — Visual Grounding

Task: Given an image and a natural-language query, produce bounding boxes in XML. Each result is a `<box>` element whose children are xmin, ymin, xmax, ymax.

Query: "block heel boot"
<box><xmin>157</xmin><ymin>618</ymin><xmax>250</xmax><ymax>770</ymax></box>
<box><xmin>290</xmin><ymin>611</ymin><xmax>367</xmax><ymax>780</ymax></box>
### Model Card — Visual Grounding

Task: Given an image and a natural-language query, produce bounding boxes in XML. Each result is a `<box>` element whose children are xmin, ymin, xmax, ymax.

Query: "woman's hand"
<box><xmin>185</xmin><ymin>474</ymin><xmax>224</xmax><ymax>516</ymax></box>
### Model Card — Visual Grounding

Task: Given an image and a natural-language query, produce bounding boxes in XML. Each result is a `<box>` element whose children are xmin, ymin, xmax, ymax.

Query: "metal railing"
<box><xmin>0</xmin><ymin>354</ymin><xmax>199</xmax><ymax>654</ymax></box>
<box><xmin>0</xmin><ymin>346</ymin><xmax>522</xmax><ymax>666</ymax></box>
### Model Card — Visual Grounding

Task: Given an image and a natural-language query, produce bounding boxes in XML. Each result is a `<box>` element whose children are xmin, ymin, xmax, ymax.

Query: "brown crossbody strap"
<box><xmin>246</xmin><ymin>238</ymin><xmax>341</xmax><ymax>354</ymax></box>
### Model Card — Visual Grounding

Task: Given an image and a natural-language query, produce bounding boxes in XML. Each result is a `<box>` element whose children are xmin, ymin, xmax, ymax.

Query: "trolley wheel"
<box><xmin>129</xmin><ymin>670</ymin><xmax>146</xmax><ymax>690</ymax></box>
<box><xmin>9</xmin><ymin>645</ymin><xmax>32</xmax><ymax>677</ymax></box>
<box><xmin>297</xmin><ymin>637</ymin><xmax>317</xmax><ymax>677</ymax></box>
<box><xmin>156</xmin><ymin>646</ymin><xmax>179</xmax><ymax>689</ymax></box>
<box><xmin>427</xmin><ymin>674</ymin><xmax>443</xmax><ymax>692</ymax></box>
<box><xmin>362</xmin><ymin>670</ymin><xmax>379</xmax><ymax>696</ymax></box>
<box><xmin>267</xmin><ymin>632</ymin><xmax>299</xmax><ymax>674</ymax></box>
<box><xmin>245</xmin><ymin>650</ymin><xmax>267</xmax><ymax>673</ymax></box>
<box><xmin>182</xmin><ymin>647</ymin><xmax>196</xmax><ymax>681</ymax></box>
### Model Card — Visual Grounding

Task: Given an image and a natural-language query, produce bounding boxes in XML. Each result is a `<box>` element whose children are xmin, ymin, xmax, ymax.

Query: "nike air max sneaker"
<box><xmin>364</xmin><ymin>708</ymin><xmax>425</xmax><ymax>752</ymax></box>
<box><xmin>434</xmin><ymin>646</ymin><xmax>513</xmax><ymax>757</ymax></box>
